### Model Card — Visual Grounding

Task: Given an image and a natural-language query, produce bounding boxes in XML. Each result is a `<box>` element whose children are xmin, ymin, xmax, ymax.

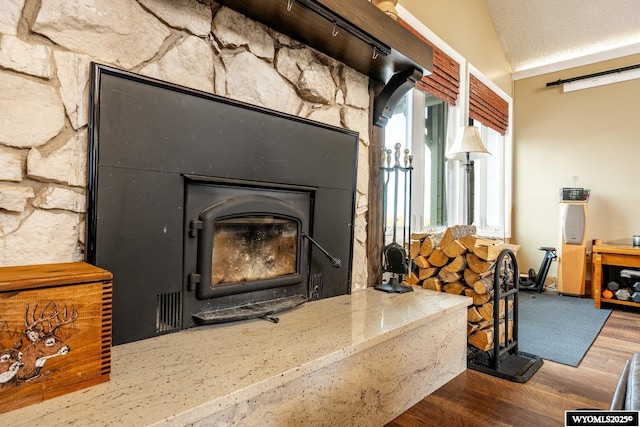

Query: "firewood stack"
<box><xmin>403</xmin><ymin>225</ymin><xmax>520</xmax><ymax>351</ymax></box>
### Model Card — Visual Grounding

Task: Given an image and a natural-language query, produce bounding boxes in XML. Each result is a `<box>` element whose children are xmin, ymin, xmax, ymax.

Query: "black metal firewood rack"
<box><xmin>468</xmin><ymin>249</ymin><xmax>543</xmax><ymax>382</ymax></box>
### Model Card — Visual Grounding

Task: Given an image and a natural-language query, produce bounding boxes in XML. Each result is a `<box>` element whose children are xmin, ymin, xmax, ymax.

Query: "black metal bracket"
<box><xmin>373</xmin><ymin>67</ymin><xmax>423</xmax><ymax>127</ymax></box>
<box><xmin>188</xmin><ymin>220</ymin><xmax>202</xmax><ymax>238</ymax></box>
<box><xmin>187</xmin><ymin>273</ymin><xmax>201</xmax><ymax>291</ymax></box>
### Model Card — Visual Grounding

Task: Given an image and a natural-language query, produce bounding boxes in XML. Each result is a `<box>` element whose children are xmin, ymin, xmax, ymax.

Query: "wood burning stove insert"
<box><xmin>88</xmin><ymin>64</ymin><xmax>358</xmax><ymax>345</ymax></box>
<box><xmin>182</xmin><ymin>177</ymin><xmax>315</xmax><ymax>327</ymax></box>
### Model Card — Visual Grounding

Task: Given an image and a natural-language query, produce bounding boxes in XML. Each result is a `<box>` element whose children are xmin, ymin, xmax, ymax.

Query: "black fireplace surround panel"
<box><xmin>88</xmin><ymin>64</ymin><xmax>359</xmax><ymax>345</ymax></box>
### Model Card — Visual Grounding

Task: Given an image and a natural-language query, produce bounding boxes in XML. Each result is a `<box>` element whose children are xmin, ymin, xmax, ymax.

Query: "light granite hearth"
<box><xmin>0</xmin><ymin>288</ymin><xmax>470</xmax><ymax>426</ymax></box>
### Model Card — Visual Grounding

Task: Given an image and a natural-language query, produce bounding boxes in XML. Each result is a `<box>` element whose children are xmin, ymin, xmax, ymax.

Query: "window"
<box><xmin>466</xmin><ymin>67</ymin><xmax>513</xmax><ymax>238</ymax></box>
<box><xmin>384</xmin><ymin>88</ymin><xmax>449</xmax><ymax>235</ymax></box>
<box><xmin>387</xmin><ymin>10</ymin><xmax>513</xmax><ymax>240</ymax></box>
<box><xmin>383</xmin><ymin>87</ymin><xmax>512</xmax><ymax>239</ymax></box>
<box><xmin>470</xmin><ymin>120</ymin><xmax>512</xmax><ymax>238</ymax></box>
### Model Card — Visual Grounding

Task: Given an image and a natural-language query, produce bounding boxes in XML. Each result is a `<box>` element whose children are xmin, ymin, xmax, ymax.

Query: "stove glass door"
<box><xmin>212</xmin><ymin>215</ymin><xmax>298</xmax><ymax>285</ymax></box>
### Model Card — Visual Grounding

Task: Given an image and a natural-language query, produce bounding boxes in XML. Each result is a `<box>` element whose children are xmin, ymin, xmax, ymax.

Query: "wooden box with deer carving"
<box><xmin>0</xmin><ymin>262</ymin><xmax>112</xmax><ymax>414</ymax></box>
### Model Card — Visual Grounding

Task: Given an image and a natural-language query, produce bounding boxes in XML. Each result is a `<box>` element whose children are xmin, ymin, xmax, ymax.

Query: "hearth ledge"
<box><xmin>0</xmin><ymin>288</ymin><xmax>471</xmax><ymax>426</ymax></box>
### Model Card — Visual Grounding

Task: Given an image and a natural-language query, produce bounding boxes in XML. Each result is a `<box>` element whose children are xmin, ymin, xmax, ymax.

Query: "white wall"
<box><xmin>513</xmin><ymin>53</ymin><xmax>640</xmax><ymax>277</ymax></box>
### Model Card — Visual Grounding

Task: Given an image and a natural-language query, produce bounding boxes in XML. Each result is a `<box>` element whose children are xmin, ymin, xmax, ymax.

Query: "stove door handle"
<box><xmin>302</xmin><ymin>233</ymin><xmax>341</xmax><ymax>268</ymax></box>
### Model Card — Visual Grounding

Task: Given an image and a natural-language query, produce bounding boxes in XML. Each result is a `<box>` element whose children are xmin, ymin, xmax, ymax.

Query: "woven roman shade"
<box><xmin>469</xmin><ymin>74</ymin><xmax>509</xmax><ymax>135</ymax></box>
<box><xmin>398</xmin><ymin>18</ymin><xmax>460</xmax><ymax>106</ymax></box>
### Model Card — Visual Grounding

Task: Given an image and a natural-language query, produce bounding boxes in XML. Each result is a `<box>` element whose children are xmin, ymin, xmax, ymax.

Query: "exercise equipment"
<box><xmin>519</xmin><ymin>247</ymin><xmax>557</xmax><ymax>293</ymax></box>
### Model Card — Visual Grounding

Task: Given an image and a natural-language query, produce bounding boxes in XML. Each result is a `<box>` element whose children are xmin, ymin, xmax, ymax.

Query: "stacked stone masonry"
<box><xmin>0</xmin><ymin>0</ymin><xmax>371</xmax><ymax>290</ymax></box>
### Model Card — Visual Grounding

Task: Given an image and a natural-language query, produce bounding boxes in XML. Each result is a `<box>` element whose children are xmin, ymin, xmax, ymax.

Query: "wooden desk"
<box><xmin>592</xmin><ymin>240</ymin><xmax>640</xmax><ymax>309</ymax></box>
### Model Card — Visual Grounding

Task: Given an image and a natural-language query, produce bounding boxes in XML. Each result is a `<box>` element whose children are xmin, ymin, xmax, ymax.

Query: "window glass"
<box><xmin>383</xmin><ymin>91</ymin><xmax>409</xmax><ymax>236</ymax></box>
<box><xmin>484</xmin><ymin>126</ymin><xmax>503</xmax><ymax>230</ymax></box>
<box><xmin>423</xmin><ymin>94</ymin><xmax>447</xmax><ymax>228</ymax></box>
<box><xmin>384</xmin><ymin>89</ymin><xmax>448</xmax><ymax>236</ymax></box>
<box><xmin>382</xmin><ymin>81</ymin><xmax>511</xmax><ymax>239</ymax></box>
<box><xmin>471</xmin><ymin>121</ymin><xmax>509</xmax><ymax>237</ymax></box>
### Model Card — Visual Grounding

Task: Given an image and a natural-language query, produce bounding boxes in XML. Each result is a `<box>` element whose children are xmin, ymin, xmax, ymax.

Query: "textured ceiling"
<box><xmin>483</xmin><ymin>0</ymin><xmax>640</xmax><ymax>75</ymax></box>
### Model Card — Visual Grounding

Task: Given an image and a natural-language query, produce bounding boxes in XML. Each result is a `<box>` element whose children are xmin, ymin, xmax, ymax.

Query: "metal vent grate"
<box><xmin>156</xmin><ymin>292</ymin><xmax>182</xmax><ymax>333</ymax></box>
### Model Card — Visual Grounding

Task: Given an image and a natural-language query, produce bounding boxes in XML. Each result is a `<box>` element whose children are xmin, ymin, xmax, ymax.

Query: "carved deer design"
<box><xmin>0</xmin><ymin>338</ymin><xmax>23</xmax><ymax>385</ymax></box>
<box><xmin>16</xmin><ymin>301</ymin><xmax>78</xmax><ymax>381</ymax></box>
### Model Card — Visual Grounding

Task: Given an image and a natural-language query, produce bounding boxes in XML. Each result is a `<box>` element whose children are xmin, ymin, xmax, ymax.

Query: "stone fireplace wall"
<box><xmin>0</xmin><ymin>0</ymin><xmax>371</xmax><ymax>290</ymax></box>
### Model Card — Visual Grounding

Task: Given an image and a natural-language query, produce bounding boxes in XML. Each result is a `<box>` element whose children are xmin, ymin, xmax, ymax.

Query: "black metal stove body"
<box><xmin>183</xmin><ymin>177</ymin><xmax>314</xmax><ymax>328</ymax></box>
<box><xmin>87</xmin><ymin>64</ymin><xmax>358</xmax><ymax>345</ymax></box>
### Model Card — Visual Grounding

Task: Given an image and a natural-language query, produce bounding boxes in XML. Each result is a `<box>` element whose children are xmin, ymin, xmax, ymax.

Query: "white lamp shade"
<box><xmin>446</xmin><ymin>126</ymin><xmax>491</xmax><ymax>161</ymax></box>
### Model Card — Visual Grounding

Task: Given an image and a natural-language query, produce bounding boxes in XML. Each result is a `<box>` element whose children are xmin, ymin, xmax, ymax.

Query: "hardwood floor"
<box><xmin>387</xmin><ymin>305</ymin><xmax>640</xmax><ymax>427</ymax></box>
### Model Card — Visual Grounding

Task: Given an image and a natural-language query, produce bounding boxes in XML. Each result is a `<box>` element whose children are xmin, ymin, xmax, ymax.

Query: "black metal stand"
<box><xmin>467</xmin><ymin>249</ymin><xmax>543</xmax><ymax>382</ymax></box>
<box><xmin>463</xmin><ymin>152</ymin><xmax>472</xmax><ymax>225</ymax></box>
<box><xmin>374</xmin><ymin>275</ymin><xmax>414</xmax><ymax>293</ymax></box>
<box><xmin>519</xmin><ymin>247</ymin><xmax>557</xmax><ymax>292</ymax></box>
<box><xmin>375</xmin><ymin>144</ymin><xmax>413</xmax><ymax>293</ymax></box>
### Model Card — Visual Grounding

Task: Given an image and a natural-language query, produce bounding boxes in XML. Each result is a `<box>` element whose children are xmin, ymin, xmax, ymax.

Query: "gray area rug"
<box><xmin>517</xmin><ymin>292</ymin><xmax>612</xmax><ymax>367</ymax></box>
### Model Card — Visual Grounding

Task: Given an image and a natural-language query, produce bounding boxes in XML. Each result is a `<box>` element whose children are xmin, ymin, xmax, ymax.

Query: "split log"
<box><xmin>467</xmin><ymin>323</ymin><xmax>478</xmax><ymax>337</ymax></box>
<box><xmin>443</xmin><ymin>282</ymin><xmax>466</xmax><ymax>295</ymax></box>
<box><xmin>422</xmin><ymin>277</ymin><xmax>443</xmax><ymax>292</ymax></box>
<box><xmin>467</xmin><ymin>306</ymin><xmax>483</xmax><ymax>323</ymax></box>
<box><xmin>442</xmin><ymin>240</ymin><xmax>468</xmax><ymax>258</ymax></box>
<box><xmin>409</xmin><ymin>240</ymin><xmax>422</xmax><ymax>259</ymax></box>
<box><xmin>478</xmin><ymin>303</ymin><xmax>494</xmax><ymax>323</ymax></box>
<box><xmin>413</xmin><ymin>255</ymin><xmax>430</xmax><ymax>269</ymax></box>
<box><xmin>474</xmin><ymin>243</ymin><xmax>521</xmax><ymax>262</ymax></box>
<box><xmin>457</xmin><ymin>235</ymin><xmax>521</xmax><ymax>261</ymax></box>
<box><xmin>418</xmin><ymin>267</ymin><xmax>438</xmax><ymax>281</ymax></box>
<box><xmin>473</xmin><ymin>276</ymin><xmax>494</xmax><ymax>296</ymax></box>
<box><xmin>438</xmin><ymin>225</ymin><xmax>477</xmax><ymax>249</ymax></box>
<box><xmin>410</xmin><ymin>232</ymin><xmax>430</xmax><ymax>240</ymax></box>
<box><xmin>464</xmin><ymin>268</ymin><xmax>480</xmax><ymax>287</ymax></box>
<box><xmin>468</xmin><ymin>325</ymin><xmax>495</xmax><ymax>351</ymax></box>
<box><xmin>428</xmin><ymin>248</ymin><xmax>449</xmax><ymax>267</ymax></box>
<box><xmin>478</xmin><ymin>299</ymin><xmax>513</xmax><ymax>322</ymax></box>
<box><xmin>464</xmin><ymin>288</ymin><xmax>491</xmax><ymax>306</ymax></box>
<box><xmin>459</xmin><ymin>235</ymin><xmax>502</xmax><ymax>252</ymax></box>
<box><xmin>468</xmin><ymin>321</ymin><xmax>513</xmax><ymax>351</ymax></box>
<box><xmin>464</xmin><ymin>267</ymin><xmax>493</xmax><ymax>286</ymax></box>
<box><xmin>438</xmin><ymin>270</ymin><xmax>462</xmax><ymax>283</ymax></box>
<box><xmin>466</xmin><ymin>253</ymin><xmax>494</xmax><ymax>274</ymax></box>
<box><xmin>444</xmin><ymin>255</ymin><xmax>467</xmax><ymax>273</ymax></box>
<box><xmin>467</xmin><ymin>320</ymin><xmax>490</xmax><ymax>337</ymax></box>
<box><xmin>403</xmin><ymin>272</ymin><xmax>420</xmax><ymax>286</ymax></box>
<box><xmin>419</xmin><ymin>232</ymin><xmax>444</xmax><ymax>256</ymax></box>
